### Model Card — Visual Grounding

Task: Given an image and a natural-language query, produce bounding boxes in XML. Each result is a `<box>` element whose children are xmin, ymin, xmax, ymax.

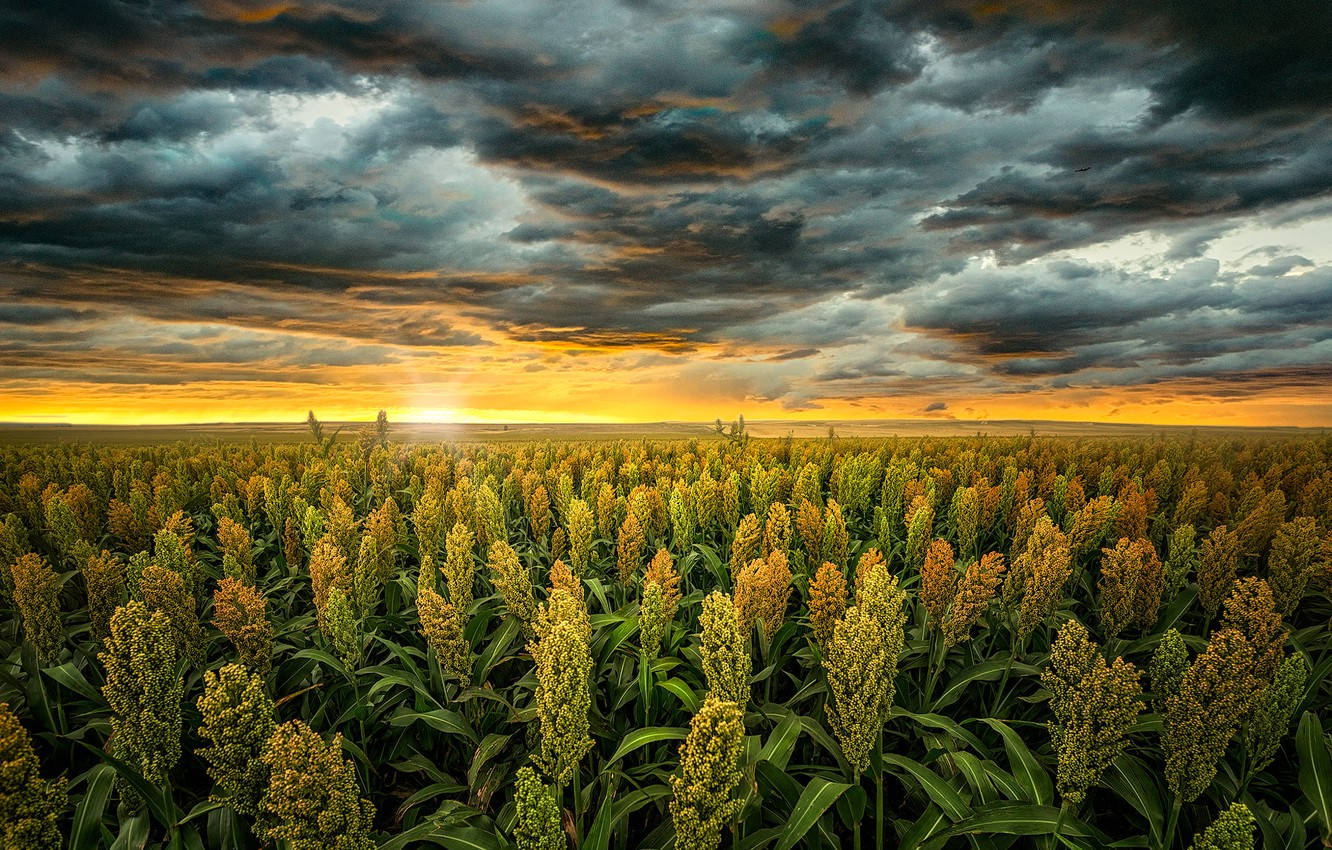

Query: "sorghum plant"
<box><xmin>196</xmin><ymin>663</ymin><xmax>275</xmax><ymax>817</ymax></box>
<box><xmin>1163</xmin><ymin>627</ymin><xmax>1263</xmax><ymax>802</ymax></box>
<box><xmin>418</xmin><ymin>585</ymin><xmax>471</xmax><ymax>685</ymax></box>
<box><xmin>733</xmin><ymin>550</ymin><xmax>792</xmax><ymax>640</ymax></box>
<box><xmin>530</xmin><ymin>584</ymin><xmax>593</xmax><ymax>785</ymax></box>
<box><xmin>0</xmin><ymin>701</ymin><xmax>66</xmax><ymax>849</ymax></box>
<box><xmin>669</xmin><ymin>696</ymin><xmax>745</xmax><ymax>850</ymax></box>
<box><xmin>943</xmin><ymin>551</ymin><xmax>1005</xmax><ymax>648</ymax></box>
<box><xmin>213</xmin><ymin>577</ymin><xmax>275</xmax><ymax>673</ymax></box>
<box><xmin>490</xmin><ymin>540</ymin><xmax>537</xmax><ymax>637</ymax></box>
<box><xmin>729</xmin><ymin>513</ymin><xmax>761</xmax><ymax>578</ymax></box>
<box><xmin>807</xmin><ymin>560</ymin><xmax>847</xmax><ymax>650</ymax></box>
<box><xmin>1186</xmin><ymin>802</ymin><xmax>1255</xmax><ymax>850</ymax></box>
<box><xmin>100</xmin><ymin>601</ymin><xmax>183</xmax><ymax>802</ymax></box>
<box><xmin>11</xmin><ymin>553</ymin><xmax>62</xmax><ymax>663</ymax></box>
<box><xmin>83</xmin><ymin>548</ymin><xmax>125</xmax><ymax>644</ymax></box>
<box><xmin>259</xmin><ymin>720</ymin><xmax>376</xmax><ymax>850</ymax></box>
<box><xmin>139</xmin><ymin>564</ymin><xmax>205</xmax><ymax>668</ymax></box>
<box><xmin>1097</xmin><ymin>537</ymin><xmax>1163</xmax><ymax>637</ymax></box>
<box><xmin>698</xmin><ymin>591</ymin><xmax>750</xmax><ymax>708</ymax></box>
<box><xmin>513</xmin><ymin>766</ymin><xmax>565</xmax><ymax>850</ymax></box>
<box><xmin>1041</xmin><ymin>619</ymin><xmax>1141</xmax><ymax>805</ymax></box>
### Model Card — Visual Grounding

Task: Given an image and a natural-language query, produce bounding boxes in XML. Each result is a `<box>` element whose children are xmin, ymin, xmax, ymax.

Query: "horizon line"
<box><xmin>0</xmin><ymin>417</ymin><xmax>1323</xmax><ymax>431</ymax></box>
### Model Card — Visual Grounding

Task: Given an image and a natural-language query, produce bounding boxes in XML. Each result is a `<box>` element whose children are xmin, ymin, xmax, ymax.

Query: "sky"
<box><xmin>2</xmin><ymin>0</ymin><xmax>1331</xmax><ymax>426</ymax></box>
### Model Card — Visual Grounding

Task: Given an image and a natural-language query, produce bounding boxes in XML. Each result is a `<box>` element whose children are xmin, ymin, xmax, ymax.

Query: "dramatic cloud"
<box><xmin>1</xmin><ymin>0</ymin><xmax>1330</xmax><ymax>424</ymax></box>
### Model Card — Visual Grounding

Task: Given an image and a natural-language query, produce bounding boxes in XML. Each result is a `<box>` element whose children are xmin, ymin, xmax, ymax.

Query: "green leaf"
<box><xmin>949</xmin><ymin>751</ymin><xmax>997</xmax><ymax>806</ymax></box>
<box><xmin>979</xmin><ymin>719</ymin><xmax>1052</xmax><ymax>806</ymax></box>
<box><xmin>898</xmin><ymin>804</ymin><xmax>948</xmax><ymax>850</ymax></box>
<box><xmin>608</xmin><ymin>726</ymin><xmax>689</xmax><ymax>763</ymax></box>
<box><xmin>583</xmin><ymin>779</ymin><xmax>617</xmax><ymax>850</ymax></box>
<box><xmin>738</xmin><ymin>827</ymin><xmax>785</xmax><ymax>850</ymax></box>
<box><xmin>774</xmin><ymin>777</ymin><xmax>852</xmax><ymax>850</ymax></box>
<box><xmin>759</xmin><ymin>712</ymin><xmax>803</xmax><ymax>770</ymax></box>
<box><xmin>77</xmin><ymin>743</ymin><xmax>175</xmax><ymax>827</ymax></box>
<box><xmin>1103</xmin><ymin>753</ymin><xmax>1162</xmax><ymax>844</ymax></box>
<box><xmin>390</xmin><ymin>709</ymin><xmax>479</xmax><ymax>744</ymax></box>
<box><xmin>71</xmin><ymin>764</ymin><xmax>115</xmax><ymax>850</ymax></box>
<box><xmin>474</xmin><ymin>617</ymin><xmax>520</xmax><ymax>682</ymax></box>
<box><xmin>925</xmin><ymin>803</ymin><xmax>1095</xmax><ymax>845</ymax></box>
<box><xmin>658</xmin><ymin>678</ymin><xmax>701</xmax><ymax>714</ymax></box>
<box><xmin>1297</xmin><ymin>711</ymin><xmax>1332</xmax><ymax>843</ymax></box>
<box><xmin>883</xmin><ymin>753</ymin><xmax>972</xmax><ymax>822</ymax></box>
<box><xmin>468</xmin><ymin>733</ymin><xmax>512</xmax><ymax>791</ymax></box>
<box><xmin>934</xmin><ymin>656</ymin><xmax>1036</xmax><ymax>711</ymax></box>
<box><xmin>892</xmin><ymin>707</ymin><xmax>989</xmax><ymax>753</ymax></box>
<box><xmin>110</xmin><ymin>812</ymin><xmax>150</xmax><ymax>850</ymax></box>
<box><xmin>378</xmin><ymin>823</ymin><xmax>501</xmax><ymax>850</ymax></box>
<box><xmin>435</xmin><ymin>826</ymin><xmax>502</xmax><ymax>850</ymax></box>
<box><xmin>610</xmin><ymin>783</ymin><xmax>673</xmax><ymax>833</ymax></box>
<box><xmin>43</xmin><ymin>663</ymin><xmax>105</xmax><ymax>704</ymax></box>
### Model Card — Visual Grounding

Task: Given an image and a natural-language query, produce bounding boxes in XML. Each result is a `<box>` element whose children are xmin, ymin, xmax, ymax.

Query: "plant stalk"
<box><xmin>876</xmin><ymin>731</ymin><xmax>885</xmax><ymax>850</ymax></box>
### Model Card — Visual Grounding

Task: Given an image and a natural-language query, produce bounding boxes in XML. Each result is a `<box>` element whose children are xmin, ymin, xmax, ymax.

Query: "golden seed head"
<box><xmin>762</xmin><ymin>501</ymin><xmax>791</xmax><ymax>557</ymax></box>
<box><xmin>699</xmin><ymin>591</ymin><xmax>750</xmax><ymax>708</ymax></box>
<box><xmin>729</xmin><ymin>513</ymin><xmax>762</xmax><ymax>578</ymax></box>
<box><xmin>139</xmin><ymin>564</ymin><xmax>204</xmax><ymax>668</ymax></box>
<box><xmin>1186</xmin><ymin>802</ymin><xmax>1255</xmax><ymax>850</ymax></box>
<box><xmin>943</xmin><ymin>551</ymin><xmax>1005</xmax><ymax>648</ymax></box>
<box><xmin>529</xmin><ymin>586</ymin><xmax>593</xmax><ymax>785</ymax></box>
<box><xmin>10</xmin><ymin>553</ymin><xmax>62</xmax><ymax>663</ymax></box>
<box><xmin>1197</xmin><ymin>525</ymin><xmax>1240</xmax><ymax>615</ymax></box>
<box><xmin>807</xmin><ymin>560</ymin><xmax>847</xmax><ymax>650</ymax></box>
<box><xmin>823</xmin><ymin>559</ymin><xmax>907</xmax><ymax>775</ymax></box>
<box><xmin>513</xmin><ymin>766</ymin><xmax>565</xmax><ymax>850</ymax></box>
<box><xmin>565</xmin><ymin>498</ymin><xmax>596</xmax><ymax>578</ymax></box>
<box><xmin>1266</xmin><ymin>516</ymin><xmax>1319</xmax><ymax>615</ymax></box>
<box><xmin>921</xmin><ymin>538</ymin><xmax>957</xmax><ymax>626</ymax></box>
<box><xmin>259</xmin><ymin>720</ymin><xmax>376</xmax><ymax>850</ymax></box>
<box><xmin>1041</xmin><ymin>619</ymin><xmax>1141</xmax><ymax>805</ymax></box>
<box><xmin>1164</xmin><ymin>626</ymin><xmax>1265</xmax><ymax>803</ymax></box>
<box><xmin>1009</xmin><ymin>516</ymin><xmax>1072</xmax><ymax>640</ymax></box>
<box><xmin>1096</xmin><ymin>537</ymin><xmax>1163</xmax><ymax>638</ymax></box>
<box><xmin>616</xmin><ymin>510</ymin><xmax>645</xmax><ymax>583</ymax></box>
<box><xmin>196</xmin><ymin>663</ymin><xmax>274</xmax><ymax>817</ymax></box>
<box><xmin>1067</xmin><ymin>495</ymin><xmax>1119</xmax><ymax>557</ymax></box>
<box><xmin>100</xmin><ymin>601</ymin><xmax>183</xmax><ymax>796</ymax></box>
<box><xmin>213</xmin><ymin>578</ymin><xmax>274</xmax><ymax>674</ymax></box>
<box><xmin>489</xmin><ymin>540</ymin><xmax>536</xmax><ymax>637</ymax></box>
<box><xmin>0</xmin><ymin>700</ymin><xmax>67</xmax><ymax>848</ymax></box>
<box><xmin>669</xmin><ymin>696</ymin><xmax>745</xmax><ymax>850</ymax></box>
<box><xmin>418</xmin><ymin>586</ymin><xmax>471</xmax><ymax>685</ymax></box>
<box><xmin>733</xmin><ymin>550</ymin><xmax>792</xmax><ymax>639</ymax></box>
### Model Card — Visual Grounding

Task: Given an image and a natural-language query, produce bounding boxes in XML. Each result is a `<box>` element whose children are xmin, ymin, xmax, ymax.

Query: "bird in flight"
<box><xmin>1075</xmin><ymin>166</ymin><xmax>1091</xmax><ymax>172</ymax></box>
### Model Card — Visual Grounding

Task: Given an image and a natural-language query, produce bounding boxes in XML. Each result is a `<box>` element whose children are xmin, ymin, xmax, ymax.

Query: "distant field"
<box><xmin>0</xmin><ymin>418</ymin><xmax>1319</xmax><ymax>444</ymax></box>
<box><xmin>4</xmin><ymin>426</ymin><xmax>1330</xmax><ymax>849</ymax></box>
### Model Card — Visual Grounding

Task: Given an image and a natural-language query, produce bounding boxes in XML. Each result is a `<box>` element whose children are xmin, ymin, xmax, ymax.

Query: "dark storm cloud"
<box><xmin>1</xmin><ymin>0</ymin><xmax>1330</xmax><ymax>404</ymax></box>
<box><xmin>903</xmin><ymin>259</ymin><xmax>1332</xmax><ymax>386</ymax></box>
<box><xmin>886</xmin><ymin>0</ymin><xmax>1332</xmax><ymax>121</ymax></box>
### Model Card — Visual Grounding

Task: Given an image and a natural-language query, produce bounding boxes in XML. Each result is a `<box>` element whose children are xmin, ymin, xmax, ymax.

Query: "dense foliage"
<box><xmin>2</xmin><ymin>427</ymin><xmax>1331</xmax><ymax>849</ymax></box>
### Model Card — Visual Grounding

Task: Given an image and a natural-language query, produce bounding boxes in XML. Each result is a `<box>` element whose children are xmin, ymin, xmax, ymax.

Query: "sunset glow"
<box><xmin>2</xmin><ymin>2</ymin><xmax>1330</xmax><ymax>426</ymax></box>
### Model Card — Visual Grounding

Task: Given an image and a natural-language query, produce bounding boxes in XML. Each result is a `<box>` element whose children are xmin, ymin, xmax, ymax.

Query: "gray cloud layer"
<box><xmin>2</xmin><ymin>0</ymin><xmax>1330</xmax><ymax>411</ymax></box>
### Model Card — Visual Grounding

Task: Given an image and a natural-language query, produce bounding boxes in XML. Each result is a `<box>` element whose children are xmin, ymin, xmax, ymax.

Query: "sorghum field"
<box><xmin>3</xmin><ymin>425</ymin><xmax>1332</xmax><ymax>850</ymax></box>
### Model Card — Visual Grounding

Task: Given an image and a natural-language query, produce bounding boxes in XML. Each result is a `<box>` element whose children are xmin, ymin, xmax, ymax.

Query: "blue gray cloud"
<box><xmin>1</xmin><ymin>0</ymin><xmax>1330</xmax><ymax>412</ymax></box>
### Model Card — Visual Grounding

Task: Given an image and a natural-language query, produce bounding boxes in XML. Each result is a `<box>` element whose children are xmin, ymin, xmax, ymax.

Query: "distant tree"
<box><xmin>355</xmin><ymin>410</ymin><xmax>389</xmax><ymax>459</ymax></box>
<box><xmin>714</xmin><ymin>414</ymin><xmax>748</xmax><ymax>446</ymax></box>
<box><xmin>306</xmin><ymin>411</ymin><xmax>339</xmax><ymax>456</ymax></box>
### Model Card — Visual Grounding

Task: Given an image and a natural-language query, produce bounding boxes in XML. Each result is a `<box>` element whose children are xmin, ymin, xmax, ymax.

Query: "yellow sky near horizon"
<box><xmin>3</xmin><ymin>370</ymin><xmax>1328</xmax><ymax>427</ymax></box>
